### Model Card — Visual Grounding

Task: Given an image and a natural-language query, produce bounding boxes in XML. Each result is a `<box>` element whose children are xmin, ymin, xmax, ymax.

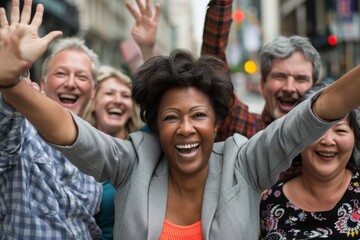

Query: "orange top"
<box><xmin>159</xmin><ymin>220</ymin><xmax>203</xmax><ymax>240</ymax></box>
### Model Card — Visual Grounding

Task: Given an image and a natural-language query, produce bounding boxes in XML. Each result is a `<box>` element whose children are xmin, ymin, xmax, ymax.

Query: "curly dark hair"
<box><xmin>132</xmin><ymin>49</ymin><xmax>234</xmax><ymax>132</ymax></box>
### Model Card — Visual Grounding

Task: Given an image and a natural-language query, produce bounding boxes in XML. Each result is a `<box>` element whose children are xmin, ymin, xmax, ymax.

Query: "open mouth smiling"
<box><xmin>59</xmin><ymin>93</ymin><xmax>79</xmax><ymax>104</ymax></box>
<box><xmin>278</xmin><ymin>97</ymin><xmax>297</xmax><ymax>107</ymax></box>
<box><xmin>316</xmin><ymin>151</ymin><xmax>337</xmax><ymax>159</ymax></box>
<box><xmin>176</xmin><ymin>143</ymin><xmax>200</xmax><ymax>154</ymax></box>
<box><xmin>108</xmin><ymin>108</ymin><xmax>124</xmax><ymax>116</ymax></box>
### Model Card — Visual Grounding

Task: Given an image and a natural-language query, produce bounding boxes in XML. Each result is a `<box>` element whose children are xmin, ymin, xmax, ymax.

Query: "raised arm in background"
<box><xmin>201</xmin><ymin>0</ymin><xmax>265</xmax><ymax>141</ymax></box>
<box><xmin>125</xmin><ymin>0</ymin><xmax>160</xmax><ymax>61</ymax></box>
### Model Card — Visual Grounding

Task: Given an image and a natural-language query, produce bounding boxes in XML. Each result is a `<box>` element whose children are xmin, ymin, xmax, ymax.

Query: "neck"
<box><xmin>287</xmin><ymin>169</ymin><xmax>352</xmax><ymax>211</ymax></box>
<box><xmin>168</xmin><ymin>167</ymin><xmax>208</xmax><ymax>198</ymax></box>
<box><xmin>300</xmin><ymin>169</ymin><xmax>351</xmax><ymax>197</ymax></box>
<box><xmin>97</xmin><ymin>125</ymin><xmax>128</xmax><ymax>139</ymax></box>
<box><xmin>165</xmin><ymin>168</ymin><xmax>208</xmax><ymax>225</ymax></box>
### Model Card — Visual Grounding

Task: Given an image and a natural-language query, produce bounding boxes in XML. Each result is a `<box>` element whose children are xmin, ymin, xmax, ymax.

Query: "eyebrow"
<box><xmin>271</xmin><ymin>72</ymin><xmax>311</xmax><ymax>79</ymax></box>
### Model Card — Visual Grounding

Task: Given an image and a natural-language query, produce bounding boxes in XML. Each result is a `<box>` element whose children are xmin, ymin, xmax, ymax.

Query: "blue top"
<box><xmin>0</xmin><ymin>94</ymin><xmax>102</xmax><ymax>239</ymax></box>
<box><xmin>95</xmin><ymin>182</ymin><xmax>116</xmax><ymax>239</ymax></box>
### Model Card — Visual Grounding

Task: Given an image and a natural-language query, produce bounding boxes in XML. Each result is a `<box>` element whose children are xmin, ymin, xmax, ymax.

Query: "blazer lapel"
<box><xmin>147</xmin><ymin>156</ymin><xmax>169</xmax><ymax>239</ymax></box>
<box><xmin>201</xmin><ymin>151</ymin><xmax>222</xmax><ymax>239</ymax></box>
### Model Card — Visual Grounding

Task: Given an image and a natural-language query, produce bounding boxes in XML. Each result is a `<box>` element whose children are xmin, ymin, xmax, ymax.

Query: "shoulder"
<box><xmin>226</xmin><ymin>133</ymin><xmax>248</xmax><ymax>148</ymax></box>
<box><xmin>212</xmin><ymin>133</ymin><xmax>248</xmax><ymax>153</ymax></box>
<box><xmin>128</xmin><ymin>131</ymin><xmax>162</xmax><ymax>156</ymax></box>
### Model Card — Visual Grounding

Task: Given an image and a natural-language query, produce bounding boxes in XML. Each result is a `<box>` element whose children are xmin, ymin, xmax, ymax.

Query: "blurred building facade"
<box><xmin>227</xmin><ymin>0</ymin><xmax>360</xmax><ymax>83</ymax></box>
<box><xmin>1</xmin><ymin>0</ymin><xmax>197</xmax><ymax>81</ymax></box>
<box><xmin>278</xmin><ymin>0</ymin><xmax>360</xmax><ymax>79</ymax></box>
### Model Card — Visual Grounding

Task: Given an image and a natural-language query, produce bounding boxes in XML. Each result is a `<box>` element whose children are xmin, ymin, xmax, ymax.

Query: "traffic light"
<box><xmin>233</xmin><ymin>10</ymin><xmax>245</xmax><ymax>23</ymax></box>
<box><xmin>244</xmin><ymin>60</ymin><xmax>257</xmax><ymax>74</ymax></box>
<box><xmin>310</xmin><ymin>34</ymin><xmax>338</xmax><ymax>49</ymax></box>
<box><xmin>327</xmin><ymin>34</ymin><xmax>337</xmax><ymax>46</ymax></box>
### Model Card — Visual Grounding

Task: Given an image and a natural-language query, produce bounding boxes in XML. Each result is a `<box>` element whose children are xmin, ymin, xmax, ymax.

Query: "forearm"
<box><xmin>140</xmin><ymin>44</ymin><xmax>160</xmax><ymax>61</ymax></box>
<box><xmin>313</xmin><ymin>65</ymin><xmax>360</xmax><ymax>121</ymax></box>
<box><xmin>201</xmin><ymin>0</ymin><xmax>233</xmax><ymax>63</ymax></box>
<box><xmin>1</xmin><ymin>80</ymin><xmax>77</xmax><ymax>146</ymax></box>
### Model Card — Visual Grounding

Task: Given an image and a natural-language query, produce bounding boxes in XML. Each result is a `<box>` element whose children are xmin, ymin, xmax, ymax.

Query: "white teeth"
<box><xmin>108</xmin><ymin>108</ymin><xmax>123</xmax><ymax>115</ymax></box>
<box><xmin>176</xmin><ymin>143</ymin><xmax>199</xmax><ymax>149</ymax></box>
<box><xmin>318</xmin><ymin>152</ymin><xmax>335</xmax><ymax>157</ymax></box>
<box><xmin>59</xmin><ymin>94</ymin><xmax>77</xmax><ymax>100</ymax></box>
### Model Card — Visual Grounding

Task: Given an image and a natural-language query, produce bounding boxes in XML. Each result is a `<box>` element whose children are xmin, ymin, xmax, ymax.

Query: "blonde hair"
<box><xmin>82</xmin><ymin>65</ymin><xmax>143</xmax><ymax>137</ymax></box>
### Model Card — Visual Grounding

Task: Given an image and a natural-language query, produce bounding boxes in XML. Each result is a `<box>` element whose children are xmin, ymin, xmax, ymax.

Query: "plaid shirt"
<box><xmin>201</xmin><ymin>0</ymin><xmax>273</xmax><ymax>142</ymax></box>
<box><xmin>0</xmin><ymin>95</ymin><xmax>102</xmax><ymax>239</ymax></box>
<box><xmin>201</xmin><ymin>0</ymin><xmax>299</xmax><ymax>180</ymax></box>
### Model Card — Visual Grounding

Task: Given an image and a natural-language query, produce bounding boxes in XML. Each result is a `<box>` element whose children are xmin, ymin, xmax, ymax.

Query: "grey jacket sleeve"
<box><xmin>236</xmin><ymin>91</ymin><xmax>343</xmax><ymax>191</ymax></box>
<box><xmin>46</xmin><ymin>112</ymin><xmax>138</xmax><ymax>185</ymax></box>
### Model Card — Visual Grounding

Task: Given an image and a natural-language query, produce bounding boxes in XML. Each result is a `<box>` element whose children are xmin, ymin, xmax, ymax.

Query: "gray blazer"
<box><xmin>51</xmin><ymin>95</ymin><xmax>337</xmax><ymax>239</ymax></box>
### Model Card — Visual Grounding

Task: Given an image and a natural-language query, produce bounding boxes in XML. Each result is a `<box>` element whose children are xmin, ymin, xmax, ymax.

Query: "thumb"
<box><xmin>42</xmin><ymin>31</ymin><xmax>63</xmax><ymax>48</ymax></box>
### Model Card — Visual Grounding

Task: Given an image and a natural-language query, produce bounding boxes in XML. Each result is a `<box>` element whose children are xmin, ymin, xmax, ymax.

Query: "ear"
<box><xmin>90</xmin><ymin>100</ymin><xmax>96</xmax><ymax>113</ymax></box>
<box><xmin>260</xmin><ymin>77</ymin><xmax>266</xmax><ymax>94</ymax></box>
<box><xmin>40</xmin><ymin>78</ymin><xmax>46</xmax><ymax>90</ymax></box>
<box><xmin>91</xmin><ymin>84</ymin><xmax>96</xmax><ymax>99</ymax></box>
<box><xmin>214</xmin><ymin>121</ymin><xmax>221</xmax><ymax>133</ymax></box>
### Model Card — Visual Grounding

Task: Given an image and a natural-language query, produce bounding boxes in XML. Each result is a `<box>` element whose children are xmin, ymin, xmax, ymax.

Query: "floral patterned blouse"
<box><xmin>260</xmin><ymin>172</ymin><xmax>360</xmax><ymax>239</ymax></box>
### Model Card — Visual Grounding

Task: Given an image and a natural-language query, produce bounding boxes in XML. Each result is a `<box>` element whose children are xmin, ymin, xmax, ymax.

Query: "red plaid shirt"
<box><xmin>201</xmin><ymin>0</ymin><xmax>299</xmax><ymax>181</ymax></box>
<box><xmin>201</xmin><ymin>0</ymin><xmax>273</xmax><ymax>142</ymax></box>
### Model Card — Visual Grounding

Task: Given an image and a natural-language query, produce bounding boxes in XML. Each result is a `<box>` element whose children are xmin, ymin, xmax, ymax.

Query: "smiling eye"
<box><xmin>55</xmin><ymin>72</ymin><xmax>67</xmax><ymax>77</ymax></box>
<box><xmin>272</xmin><ymin>73</ymin><xmax>287</xmax><ymax>80</ymax></box>
<box><xmin>193</xmin><ymin>112</ymin><xmax>207</xmax><ymax>119</ymax></box>
<box><xmin>78</xmin><ymin>75</ymin><xmax>89</xmax><ymax>81</ymax></box>
<box><xmin>122</xmin><ymin>93</ymin><xmax>131</xmax><ymax>99</ymax></box>
<box><xmin>335</xmin><ymin>129</ymin><xmax>349</xmax><ymax>133</ymax></box>
<box><xmin>294</xmin><ymin>76</ymin><xmax>310</xmax><ymax>83</ymax></box>
<box><xmin>164</xmin><ymin>115</ymin><xmax>178</xmax><ymax>121</ymax></box>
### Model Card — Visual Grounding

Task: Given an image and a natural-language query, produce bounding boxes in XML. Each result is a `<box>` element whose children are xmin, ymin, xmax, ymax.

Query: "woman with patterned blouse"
<box><xmin>260</xmin><ymin>81</ymin><xmax>360</xmax><ymax>239</ymax></box>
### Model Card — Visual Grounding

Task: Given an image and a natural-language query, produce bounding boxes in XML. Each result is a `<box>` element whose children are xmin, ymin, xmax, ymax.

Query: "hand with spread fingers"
<box><xmin>0</xmin><ymin>0</ymin><xmax>62</xmax><ymax>88</ymax></box>
<box><xmin>0</xmin><ymin>26</ymin><xmax>28</xmax><ymax>87</ymax></box>
<box><xmin>125</xmin><ymin>0</ymin><xmax>160</xmax><ymax>60</ymax></box>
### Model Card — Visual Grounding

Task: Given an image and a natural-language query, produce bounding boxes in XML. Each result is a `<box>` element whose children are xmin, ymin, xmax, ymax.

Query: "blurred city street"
<box><xmin>231</xmin><ymin>73</ymin><xmax>265</xmax><ymax>114</ymax></box>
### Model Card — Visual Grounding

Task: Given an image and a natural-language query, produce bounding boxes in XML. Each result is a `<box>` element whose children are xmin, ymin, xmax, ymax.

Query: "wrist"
<box><xmin>209</xmin><ymin>0</ymin><xmax>233</xmax><ymax>6</ymax></box>
<box><xmin>0</xmin><ymin>69</ymin><xmax>30</xmax><ymax>89</ymax></box>
<box><xmin>140</xmin><ymin>45</ymin><xmax>159</xmax><ymax>61</ymax></box>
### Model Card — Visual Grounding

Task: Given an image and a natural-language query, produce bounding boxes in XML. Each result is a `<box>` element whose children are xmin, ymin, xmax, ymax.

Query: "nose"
<box><xmin>114</xmin><ymin>94</ymin><xmax>123</xmax><ymax>104</ymax></box>
<box><xmin>320</xmin><ymin>131</ymin><xmax>336</xmax><ymax>146</ymax></box>
<box><xmin>282</xmin><ymin>76</ymin><xmax>296</xmax><ymax>93</ymax></box>
<box><xmin>177</xmin><ymin>117</ymin><xmax>196</xmax><ymax>136</ymax></box>
<box><xmin>64</xmin><ymin>74</ymin><xmax>76</xmax><ymax>89</ymax></box>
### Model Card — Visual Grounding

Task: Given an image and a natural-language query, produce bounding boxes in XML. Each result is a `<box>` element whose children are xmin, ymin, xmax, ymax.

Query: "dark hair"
<box><xmin>299</xmin><ymin>80</ymin><xmax>360</xmax><ymax>171</ymax></box>
<box><xmin>132</xmin><ymin>49</ymin><xmax>234</xmax><ymax>132</ymax></box>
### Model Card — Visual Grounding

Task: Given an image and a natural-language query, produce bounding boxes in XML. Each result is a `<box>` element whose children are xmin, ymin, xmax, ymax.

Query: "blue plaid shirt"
<box><xmin>0</xmin><ymin>95</ymin><xmax>102</xmax><ymax>239</ymax></box>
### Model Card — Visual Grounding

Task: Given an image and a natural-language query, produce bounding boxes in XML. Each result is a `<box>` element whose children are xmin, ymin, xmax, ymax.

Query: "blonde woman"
<box><xmin>83</xmin><ymin>65</ymin><xmax>143</xmax><ymax>239</ymax></box>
